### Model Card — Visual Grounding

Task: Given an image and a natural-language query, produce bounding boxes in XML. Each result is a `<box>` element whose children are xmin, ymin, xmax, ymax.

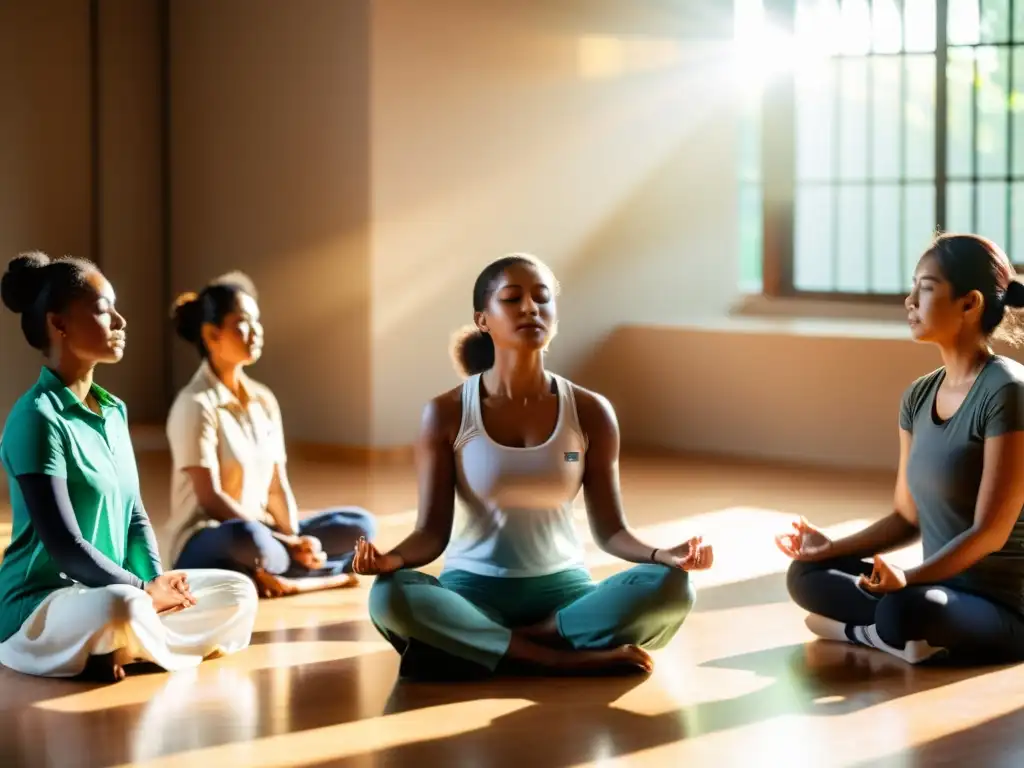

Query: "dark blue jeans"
<box><xmin>173</xmin><ymin>507</ymin><xmax>377</xmax><ymax>578</ymax></box>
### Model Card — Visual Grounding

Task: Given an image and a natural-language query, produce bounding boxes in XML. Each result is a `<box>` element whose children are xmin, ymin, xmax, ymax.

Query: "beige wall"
<box><xmin>168</xmin><ymin>0</ymin><xmax>373</xmax><ymax>446</ymax></box>
<box><xmin>369</xmin><ymin>0</ymin><xmax>737</xmax><ymax>445</ymax></box>
<box><xmin>1</xmin><ymin>0</ymin><xmax>967</xmax><ymax>475</ymax></box>
<box><xmin>0</xmin><ymin>0</ymin><xmax>164</xmax><ymax>425</ymax></box>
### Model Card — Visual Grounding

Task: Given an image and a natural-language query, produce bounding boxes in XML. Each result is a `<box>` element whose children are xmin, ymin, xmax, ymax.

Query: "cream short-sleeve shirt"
<box><xmin>163</xmin><ymin>361</ymin><xmax>287</xmax><ymax>566</ymax></box>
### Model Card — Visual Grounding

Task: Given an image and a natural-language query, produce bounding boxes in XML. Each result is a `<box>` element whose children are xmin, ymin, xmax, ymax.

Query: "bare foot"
<box><xmin>560</xmin><ymin>645</ymin><xmax>654</xmax><ymax>676</ymax></box>
<box><xmin>80</xmin><ymin>652</ymin><xmax>126</xmax><ymax>683</ymax></box>
<box><xmin>253</xmin><ymin>569</ymin><xmax>299</xmax><ymax>599</ymax></box>
<box><xmin>507</xmin><ymin>633</ymin><xmax>654</xmax><ymax>676</ymax></box>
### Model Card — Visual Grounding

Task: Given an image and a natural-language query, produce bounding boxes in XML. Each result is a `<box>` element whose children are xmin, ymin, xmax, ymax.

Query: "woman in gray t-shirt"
<box><xmin>778</xmin><ymin>233</ymin><xmax>1024</xmax><ymax>665</ymax></box>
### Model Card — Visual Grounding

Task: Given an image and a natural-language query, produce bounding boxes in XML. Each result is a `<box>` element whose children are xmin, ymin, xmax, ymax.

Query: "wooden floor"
<box><xmin>2</xmin><ymin>451</ymin><xmax>1024</xmax><ymax>767</ymax></box>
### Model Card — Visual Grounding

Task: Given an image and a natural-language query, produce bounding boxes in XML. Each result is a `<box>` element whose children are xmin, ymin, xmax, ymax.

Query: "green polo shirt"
<box><xmin>0</xmin><ymin>367</ymin><xmax>157</xmax><ymax>642</ymax></box>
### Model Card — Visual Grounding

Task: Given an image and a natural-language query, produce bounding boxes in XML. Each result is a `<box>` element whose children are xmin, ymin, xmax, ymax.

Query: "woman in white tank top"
<box><xmin>353</xmin><ymin>255</ymin><xmax>713</xmax><ymax>679</ymax></box>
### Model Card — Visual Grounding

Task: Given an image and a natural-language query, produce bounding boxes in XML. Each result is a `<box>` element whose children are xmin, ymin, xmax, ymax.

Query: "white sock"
<box><xmin>851</xmin><ymin>625</ymin><xmax>946</xmax><ymax>665</ymax></box>
<box><xmin>804</xmin><ymin>613</ymin><xmax>851</xmax><ymax>643</ymax></box>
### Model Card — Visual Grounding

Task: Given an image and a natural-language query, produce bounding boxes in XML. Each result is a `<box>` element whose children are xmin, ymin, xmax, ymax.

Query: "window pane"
<box><xmin>840</xmin><ymin>0</ymin><xmax>872</xmax><ymax>55</ymax></box>
<box><xmin>739</xmin><ymin>101</ymin><xmax>761</xmax><ymax>184</ymax></box>
<box><xmin>949</xmin><ymin>0</ymin><xmax>982</xmax><ymax>45</ymax></box>
<box><xmin>797</xmin><ymin>64</ymin><xmax>836</xmax><ymax>181</ymax></box>
<box><xmin>795</xmin><ymin>184</ymin><xmax>835</xmax><ymax>291</ymax></box>
<box><xmin>837</xmin><ymin>184</ymin><xmax>869</xmax><ymax>291</ymax></box>
<box><xmin>981</xmin><ymin>0</ymin><xmax>1011</xmax><ymax>43</ymax></box>
<box><xmin>977</xmin><ymin>180</ymin><xmax>1009</xmax><ymax>246</ymax></box>
<box><xmin>871</xmin><ymin>0</ymin><xmax>903</xmax><ymax>53</ymax></box>
<box><xmin>1016</xmin><ymin>0</ymin><xmax>1024</xmax><ymax>42</ymax></box>
<box><xmin>1012</xmin><ymin>46</ymin><xmax>1024</xmax><ymax>176</ymax></box>
<box><xmin>978</xmin><ymin>47</ymin><xmax>1010</xmax><ymax>177</ymax></box>
<box><xmin>1011</xmin><ymin>182</ymin><xmax>1024</xmax><ymax>260</ymax></box>
<box><xmin>797</xmin><ymin>0</ymin><xmax>841</xmax><ymax>56</ymax></box>
<box><xmin>739</xmin><ymin>183</ymin><xmax>763</xmax><ymax>291</ymax></box>
<box><xmin>906</xmin><ymin>55</ymin><xmax>936</xmax><ymax>179</ymax></box>
<box><xmin>840</xmin><ymin>58</ymin><xmax>869</xmax><ymax>180</ymax></box>
<box><xmin>946</xmin><ymin>180</ymin><xmax>975</xmax><ymax>231</ymax></box>
<box><xmin>904</xmin><ymin>0</ymin><xmax>937</xmax><ymax>52</ymax></box>
<box><xmin>947</xmin><ymin>48</ymin><xmax>976</xmax><ymax>178</ymax></box>
<box><xmin>872</xmin><ymin>183</ymin><xmax>903</xmax><ymax>292</ymax></box>
<box><xmin>905</xmin><ymin>183</ymin><xmax>936</xmax><ymax>289</ymax></box>
<box><xmin>872</xmin><ymin>57</ymin><xmax>902</xmax><ymax>178</ymax></box>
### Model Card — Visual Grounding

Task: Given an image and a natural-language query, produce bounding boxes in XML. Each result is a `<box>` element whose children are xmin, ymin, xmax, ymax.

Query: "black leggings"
<box><xmin>787</xmin><ymin>557</ymin><xmax>1024</xmax><ymax>663</ymax></box>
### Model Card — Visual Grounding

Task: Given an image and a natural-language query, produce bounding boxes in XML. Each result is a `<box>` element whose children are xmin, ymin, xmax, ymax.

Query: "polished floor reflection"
<box><xmin>1</xmin><ymin>451</ymin><xmax>1023</xmax><ymax>767</ymax></box>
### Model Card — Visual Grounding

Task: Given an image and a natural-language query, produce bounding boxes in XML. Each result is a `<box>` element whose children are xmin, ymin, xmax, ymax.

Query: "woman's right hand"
<box><xmin>146</xmin><ymin>571</ymin><xmax>197</xmax><ymax>614</ymax></box>
<box><xmin>352</xmin><ymin>537</ymin><xmax>404</xmax><ymax>575</ymax></box>
<box><xmin>775</xmin><ymin>517</ymin><xmax>834</xmax><ymax>562</ymax></box>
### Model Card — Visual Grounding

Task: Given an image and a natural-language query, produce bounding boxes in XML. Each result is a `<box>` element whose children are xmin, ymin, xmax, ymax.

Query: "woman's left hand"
<box><xmin>657</xmin><ymin>535</ymin><xmax>714</xmax><ymax>571</ymax></box>
<box><xmin>288</xmin><ymin>535</ymin><xmax>327</xmax><ymax>570</ymax></box>
<box><xmin>858</xmin><ymin>555</ymin><xmax>907</xmax><ymax>594</ymax></box>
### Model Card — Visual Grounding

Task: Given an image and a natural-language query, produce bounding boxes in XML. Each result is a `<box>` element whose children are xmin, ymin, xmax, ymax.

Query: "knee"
<box><xmin>658</xmin><ymin>567</ymin><xmax>696</xmax><ymax>617</ymax></box>
<box><xmin>786</xmin><ymin>558</ymin><xmax>827</xmax><ymax>609</ymax></box>
<box><xmin>875</xmin><ymin>588</ymin><xmax>950</xmax><ymax>646</ymax></box>
<box><xmin>349</xmin><ymin>508</ymin><xmax>378</xmax><ymax>540</ymax></box>
<box><xmin>368</xmin><ymin>571</ymin><xmax>420</xmax><ymax>633</ymax></box>
<box><xmin>210</xmin><ymin>568</ymin><xmax>260</xmax><ymax>607</ymax></box>
<box><xmin>220</xmin><ymin>520</ymin><xmax>276</xmax><ymax>569</ymax></box>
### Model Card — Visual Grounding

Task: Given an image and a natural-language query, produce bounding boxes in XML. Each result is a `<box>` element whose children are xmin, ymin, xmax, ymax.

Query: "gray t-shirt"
<box><xmin>901</xmin><ymin>355</ymin><xmax>1024</xmax><ymax>614</ymax></box>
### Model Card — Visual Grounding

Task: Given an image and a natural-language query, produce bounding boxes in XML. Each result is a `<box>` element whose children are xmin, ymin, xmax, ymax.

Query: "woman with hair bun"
<box><xmin>0</xmin><ymin>252</ymin><xmax>257</xmax><ymax>682</ymax></box>
<box><xmin>165</xmin><ymin>272</ymin><xmax>377</xmax><ymax>598</ymax></box>
<box><xmin>353</xmin><ymin>254</ymin><xmax>712</xmax><ymax>680</ymax></box>
<box><xmin>780</xmin><ymin>233</ymin><xmax>1024</xmax><ymax>665</ymax></box>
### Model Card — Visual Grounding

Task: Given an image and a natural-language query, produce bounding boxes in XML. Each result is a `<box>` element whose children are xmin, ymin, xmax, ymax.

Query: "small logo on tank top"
<box><xmin>564</xmin><ymin>451</ymin><xmax>580</xmax><ymax>462</ymax></box>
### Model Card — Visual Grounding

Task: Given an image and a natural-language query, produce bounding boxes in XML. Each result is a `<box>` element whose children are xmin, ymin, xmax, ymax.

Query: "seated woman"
<box><xmin>778</xmin><ymin>233</ymin><xmax>1024</xmax><ymax>665</ymax></box>
<box><xmin>353</xmin><ymin>254</ymin><xmax>712</xmax><ymax>680</ymax></box>
<box><xmin>165</xmin><ymin>273</ymin><xmax>377</xmax><ymax>598</ymax></box>
<box><xmin>0</xmin><ymin>252</ymin><xmax>257</xmax><ymax>682</ymax></box>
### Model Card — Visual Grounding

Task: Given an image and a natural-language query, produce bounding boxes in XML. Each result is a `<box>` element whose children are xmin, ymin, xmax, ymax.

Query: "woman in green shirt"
<box><xmin>0</xmin><ymin>252</ymin><xmax>258</xmax><ymax>682</ymax></box>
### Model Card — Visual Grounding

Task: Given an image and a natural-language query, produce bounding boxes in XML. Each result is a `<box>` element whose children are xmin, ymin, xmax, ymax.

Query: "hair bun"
<box><xmin>1006</xmin><ymin>280</ymin><xmax>1024</xmax><ymax>309</ymax></box>
<box><xmin>1</xmin><ymin>251</ymin><xmax>52</xmax><ymax>314</ymax></box>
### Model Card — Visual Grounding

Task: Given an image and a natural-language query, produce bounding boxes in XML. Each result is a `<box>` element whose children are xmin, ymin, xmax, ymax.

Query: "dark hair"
<box><xmin>926</xmin><ymin>233</ymin><xmax>1024</xmax><ymax>346</ymax></box>
<box><xmin>171</xmin><ymin>271</ymin><xmax>258</xmax><ymax>358</ymax></box>
<box><xmin>1</xmin><ymin>251</ymin><xmax>98</xmax><ymax>352</ymax></box>
<box><xmin>450</xmin><ymin>254</ymin><xmax>559</xmax><ymax>378</ymax></box>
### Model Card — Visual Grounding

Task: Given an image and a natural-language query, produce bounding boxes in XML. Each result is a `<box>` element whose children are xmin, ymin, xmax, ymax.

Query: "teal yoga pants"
<box><xmin>368</xmin><ymin>564</ymin><xmax>695</xmax><ymax>679</ymax></box>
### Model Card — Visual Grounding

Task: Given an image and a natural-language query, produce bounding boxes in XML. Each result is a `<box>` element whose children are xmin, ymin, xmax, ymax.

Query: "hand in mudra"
<box><xmin>775</xmin><ymin>517</ymin><xmax>833</xmax><ymax>562</ymax></box>
<box><xmin>289</xmin><ymin>535</ymin><xmax>327</xmax><ymax>570</ymax></box>
<box><xmin>858</xmin><ymin>555</ymin><xmax>907</xmax><ymax>594</ymax></box>
<box><xmin>147</xmin><ymin>571</ymin><xmax>197</xmax><ymax>614</ymax></box>
<box><xmin>352</xmin><ymin>537</ymin><xmax>404</xmax><ymax>575</ymax></box>
<box><xmin>657</xmin><ymin>535</ymin><xmax>714</xmax><ymax>571</ymax></box>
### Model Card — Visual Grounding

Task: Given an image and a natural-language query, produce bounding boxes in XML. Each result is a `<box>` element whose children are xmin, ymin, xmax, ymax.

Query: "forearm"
<box><xmin>200</xmin><ymin>488</ymin><xmax>256</xmax><ymax>524</ymax></box>
<box><xmin>266</xmin><ymin>478</ymin><xmax>300</xmax><ymax>537</ymax></box>
<box><xmin>126</xmin><ymin>501</ymin><xmax>163</xmax><ymax>581</ymax></box>
<box><xmin>905</xmin><ymin>527</ymin><xmax>1001</xmax><ymax>586</ymax></box>
<box><xmin>20</xmin><ymin>475</ymin><xmax>146</xmax><ymax>590</ymax></box>
<box><xmin>600</xmin><ymin>527</ymin><xmax>660</xmax><ymax>564</ymax></box>
<box><xmin>387</xmin><ymin>529</ymin><xmax>447</xmax><ymax>569</ymax></box>
<box><xmin>829</xmin><ymin>512</ymin><xmax>919</xmax><ymax>559</ymax></box>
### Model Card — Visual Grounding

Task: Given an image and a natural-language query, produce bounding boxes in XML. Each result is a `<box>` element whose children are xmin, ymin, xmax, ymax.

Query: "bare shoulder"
<box><xmin>565</xmin><ymin>380</ymin><xmax>619</xmax><ymax>436</ymax></box>
<box><xmin>420</xmin><ymin>384</ymin><xmax>465</xmax><ymax>444</ymax></box>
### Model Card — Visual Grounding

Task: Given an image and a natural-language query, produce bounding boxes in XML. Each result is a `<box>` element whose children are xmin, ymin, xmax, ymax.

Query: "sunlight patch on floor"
<box><xmin>109</xmin><ymin>698</ymin><xmax>536</xmax><ymax>768</ymax></box>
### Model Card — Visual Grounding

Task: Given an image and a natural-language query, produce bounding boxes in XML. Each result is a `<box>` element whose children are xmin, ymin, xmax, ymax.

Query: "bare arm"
<box><xmin>267</xmin><ymin>464</ymin><xmax>300</xmax><ymax>537</ymax></box>
<box><xmin>828</xmin><ymin>428</ymin><xmax>921</xmax><ymax>559</ymax></box>
<box><xmin>384</xmin><ymin>390</ymin><xmax>461</xmax><ymax>569</ymax></box>
<box><xmin>575</xmin><ymin>387</ymin><xmax>663</xmax><ymax>563</ymax></box>
<box><xmin>904</xmin><ymin>429</ymin><xmax>1024</xmax><ymax>586</ymax></box>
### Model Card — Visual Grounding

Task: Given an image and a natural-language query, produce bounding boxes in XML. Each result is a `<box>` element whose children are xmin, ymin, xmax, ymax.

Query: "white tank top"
<box><xmin>443</xmin><ymin>373</ymin><xmax>589</xmax><ymax>578</ymax></box>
